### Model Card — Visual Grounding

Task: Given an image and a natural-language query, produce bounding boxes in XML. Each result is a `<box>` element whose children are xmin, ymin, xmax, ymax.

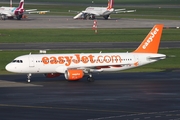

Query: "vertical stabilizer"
<box><xmin>17</xmin><ymin>0</ymin><xmax>24</xmax><ymax>9</ymax></box>
<box><xmin>107</xmin><ymin>0</ymin><xmax>114</xmax><ymax>9</ymax></box>
<box><xmin>133</xmin><ymin>24</ymin><xmax>164</xmax><ymax>53</ymax></box>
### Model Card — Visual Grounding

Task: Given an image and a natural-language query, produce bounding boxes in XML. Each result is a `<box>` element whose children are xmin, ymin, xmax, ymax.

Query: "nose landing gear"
<box><xmin>27</xmin><ymin>73</ymin><xmax>32</xmax><ymax>83</ymax></box>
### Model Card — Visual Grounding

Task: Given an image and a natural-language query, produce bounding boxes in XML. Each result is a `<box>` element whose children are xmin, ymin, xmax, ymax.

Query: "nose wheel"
<box><xmin>27</xmin><ymin>73</ymin><xmax>32</xmax><ymax>83</ymax></box>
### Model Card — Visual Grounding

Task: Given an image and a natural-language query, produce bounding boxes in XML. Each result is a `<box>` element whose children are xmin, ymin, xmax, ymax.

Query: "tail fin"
<box><xmin>133</xmin><ymin>24</ymin><xmax>164</xmax><ymax>53</ymax></box>
<box><xmin>17</xmin><ymin>0</ymin><xmax>24</xmax><ymax>9</ymax></box>
<box><xmin>107</xmin><ymin>0</ymin><xmax>114</xmax><ymax>9</ymax></box>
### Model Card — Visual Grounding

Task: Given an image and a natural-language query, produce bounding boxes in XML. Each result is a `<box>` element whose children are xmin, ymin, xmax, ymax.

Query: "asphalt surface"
<box><xmin>0</xmin><ymin>15</ymin><xmax>180</xmax><ymax>29</ymax></box>
<box><xmin>0</xmin><ymin>41</ymin><xmax>180</xmax><ymax>50</ymax></box>
<box><xmin>0</xmin><ymin>71</ymin><xmax>180</xmax><ymax>120</ymax></box>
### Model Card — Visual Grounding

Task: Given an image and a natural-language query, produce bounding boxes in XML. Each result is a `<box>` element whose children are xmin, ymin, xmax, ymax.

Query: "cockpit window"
<box><xmin>12</xmin><ymin>60</ymin><xmax>23</xmax><ymax>63</ymax></box>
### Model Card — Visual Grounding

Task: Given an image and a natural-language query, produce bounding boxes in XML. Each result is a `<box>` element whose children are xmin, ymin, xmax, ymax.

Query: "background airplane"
<box><xmin>0</xmin><ymin>0</ymin><xmax>49</xmax><ymax>20</ymax></box>
<box><xmin>5</xmin><ymin>24</ymin><xmax>165</xmax><ymax>83</ymax></box>
<box><xmin>69</xmin><ymin>0</ymin><xmax>136</xmax><ymax>20</ymax></box>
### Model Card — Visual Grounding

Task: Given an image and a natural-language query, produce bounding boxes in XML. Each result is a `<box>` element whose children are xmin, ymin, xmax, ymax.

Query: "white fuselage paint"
<box><xmin>85</xmin><ymin>7</ymin><xmax>114</xmax><ymax>16</ymax></box>
<box><xmin>5</xmin><ymin>53</ymin><xmax>166</xmax><ymax>74</ymax></box>
<box><xmin>73</xmin><ymin>7</ymin><xmax>114</xmax><ymax>19</ymax></box>
<box><xmin>0</xmin><ymin>7</ymin><xmax>16</xmax><ymax>17</ymax></box>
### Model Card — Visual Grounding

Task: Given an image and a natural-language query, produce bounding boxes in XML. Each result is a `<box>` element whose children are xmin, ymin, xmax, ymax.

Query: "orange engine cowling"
<box><xmin>44</xmin><ymin>73</ymin><xmax>61</xmax><ymax>78</ymax></box>
<box><xmin>65</xmin><ymin>69</ymin><xmax>84</xmax><ymax>81</ymax></box>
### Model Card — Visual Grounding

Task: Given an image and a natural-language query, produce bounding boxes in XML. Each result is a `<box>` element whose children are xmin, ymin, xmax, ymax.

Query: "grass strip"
<box><xmin>0</xmin><ymin>29</ymin><xmax>180</xmax><ymax>43</ymax></box>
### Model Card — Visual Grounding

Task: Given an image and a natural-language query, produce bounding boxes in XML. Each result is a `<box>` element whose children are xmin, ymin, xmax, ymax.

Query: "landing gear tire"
<box><xmin>1</xmin><ymin>15</ymin><xmax>6</xmax><ymax>20</ymax></box>
<box><xmin>103</xmin><ymin>15</ymin><xmax>109</xmax><ymax>20</ymax></box>
<box><xmin>87</xmin><ymin>76</ymin><xmax>94</xmax><ymax>82</ymax></box>
<box><xmin>27</xmin><ymin>73</ymin><xmax>32</xmax><ymax>83</ymax></box>
<box><xmin>16</xmin><ymin>15</ymin><xmax>22</xmax><ymax>20</ymax></box>
<box><xmin>88</xmin><ymin>15</ymin><xmax>95</xmax><ymax>20</ymax></box>
<box><xmin>82</xmin><ymin>13</ymin><xmax>87</xmax><ymax>19</ymax></box>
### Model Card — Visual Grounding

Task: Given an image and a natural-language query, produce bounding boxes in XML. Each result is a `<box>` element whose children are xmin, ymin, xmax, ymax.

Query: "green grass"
<box><xmin>0</xmin><ymin>48</ymin><xmax>179</xmax><ymax>74</ymax></box>
<box><xmin>0</xmin><ymin>28</ymin><xmax>180</xmax><ymax>43</ymax></box>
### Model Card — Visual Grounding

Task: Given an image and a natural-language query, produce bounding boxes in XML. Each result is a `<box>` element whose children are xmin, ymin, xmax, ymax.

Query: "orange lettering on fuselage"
<box><xmin>42</xmin><ymin>57</ymin><xmax>49</xmax><ymax>64</ymax></box>
<box><xmin>41</xmin><ymin>54</ymin><xmax>121</xmax><ymax>66</ymax></box>
<box><xmin>50</xmin><ymin>56</ymin><xmax>57</xmax><ymax>64</ymax></box>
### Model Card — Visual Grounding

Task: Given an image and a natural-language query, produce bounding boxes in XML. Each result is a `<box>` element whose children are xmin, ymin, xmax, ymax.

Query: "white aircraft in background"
<box><xmin>70</xmin><ymin>0</ymin><xmax>136</xmax><ymax>20</ymax></box>
<box><xmin>0</xmin><ymin>0</ymin><xmax>49</xmax><ymax>20</ymax></box>
<box><xmin>6</xmin><ymin>24</ymin><xmax>166</xmax><ymax>82</ymax></box>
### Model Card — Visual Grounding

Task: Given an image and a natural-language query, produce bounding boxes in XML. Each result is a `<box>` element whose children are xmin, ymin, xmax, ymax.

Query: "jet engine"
<box><xmin>64</xmin><ymin>69</ymin><xmax>84</xmax><ymax>81</ymax></box>
<box><xmin>44</xmin><ymin>73</ymin><xmax>61</xmax><ymax>78</ymax></box>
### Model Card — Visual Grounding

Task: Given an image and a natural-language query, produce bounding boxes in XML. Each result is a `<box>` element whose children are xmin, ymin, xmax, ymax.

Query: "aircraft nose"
<box><xmin>5</xmin><ymin>63</ymin><xmax>15</xmax><ymax>72</ymax></box>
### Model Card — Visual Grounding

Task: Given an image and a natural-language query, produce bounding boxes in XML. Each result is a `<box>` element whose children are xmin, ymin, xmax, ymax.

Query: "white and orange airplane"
<box><xmin>70</xmin><ymin>0</ymin><xmax>136</xmax><ymax>20</ymax></box>
<box><xmin>5</xmin><ymin>24</ymin><xmax>166</xmax><ymax>82</ymax></box>
<box><xmin>0</xmin><ymin>0</ymin><xmax>49</xmax><ymax>20</ymax></box>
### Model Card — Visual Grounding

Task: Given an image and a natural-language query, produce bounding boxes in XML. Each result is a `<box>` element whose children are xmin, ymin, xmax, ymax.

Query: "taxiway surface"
<box><xmin>0</xmin><ymin>15</ymin><xmax>180</xmax><ymax>29</ymax></box>
<box><xmin>0</xmin><ymin>72</ymin><xmax>180</xmax><ymax>120</ymax></box>
<box><xmin>0</xmin><ymin>41</ymin><xmax>180</xmax><ymax>50</ymax></box>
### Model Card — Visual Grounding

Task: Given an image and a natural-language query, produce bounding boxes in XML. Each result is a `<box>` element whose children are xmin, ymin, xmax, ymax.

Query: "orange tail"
<box><xmin>107</xmin><ymin>0</ymin><xmax>114</xmax><ymax>9</ymax></box>
<box><xmin>133</xmin><ymin>24</ymin><xmax>164</xmax><ymax>53</ymax></box>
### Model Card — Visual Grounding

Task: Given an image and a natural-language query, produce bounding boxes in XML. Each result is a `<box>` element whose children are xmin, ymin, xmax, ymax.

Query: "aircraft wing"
<box><xmin>113</xmin><ymin>9</ymin><xmax>136</xmax><ymax>13</ymax></box>
<box><xmin>68</xmin><ymin>10</ymin><xmax>81</xmax><ymax>13</ymax></box>
<box><xmin>56</xmin><ymin>62</ymin><xmax>133</xmax><ymax>73</ymax></box>
<box><xmin>25</xmin><ymin>9</ymin><xmax>37</xmax><ymax>12</ymax></box>
<box><xmin>25</xmin><ymin>9</ymin><xmax>50</xmax><ymax>14</ymax></box>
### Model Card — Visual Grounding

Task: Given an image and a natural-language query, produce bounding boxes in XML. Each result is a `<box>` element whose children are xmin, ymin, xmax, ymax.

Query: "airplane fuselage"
<box><xmin>73</xmin><ymin>7</ymin><xmax>114</xmax><ymax>19</ymax></box>
<box><xmin>85</xmin><ymin>7</ymin><xmax>114</xmax><ymax>16</ymax></box>
<box><xmin>0</xmin><ymin>7</ymin><xmax>17</xmax><ymax>17</ymax></box>
<box><xmin>5</xmin><ymin>53</ymin><xmax>165</xmax><ymax>74</ymax></box>
<box><xmin>5</xmin><ymin>24</ymin><xmax>165</xmax><ymax>82</ymax></box>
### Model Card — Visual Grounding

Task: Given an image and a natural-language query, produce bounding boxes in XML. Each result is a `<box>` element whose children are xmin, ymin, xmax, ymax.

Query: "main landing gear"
<box><xmin>87</xmin><ymin>74</ymin><xmax>94</xmax><ymax>82</ymax></box>
<box><xmin>27</xmin><ymin>73</ymin><xmax>32</xmax><ymax>83</ymax></box>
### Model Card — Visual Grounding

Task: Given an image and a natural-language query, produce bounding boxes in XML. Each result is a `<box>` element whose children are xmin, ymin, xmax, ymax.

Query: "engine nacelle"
<box><xmin>64</xmin><ymin>69</ymin><xmax>84</xmax><ymax>81</ymax></box>
<box><xmin>44</xmin><ymin>73</ymin><xmax>61</xmax><ymax>78</ymax></box>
